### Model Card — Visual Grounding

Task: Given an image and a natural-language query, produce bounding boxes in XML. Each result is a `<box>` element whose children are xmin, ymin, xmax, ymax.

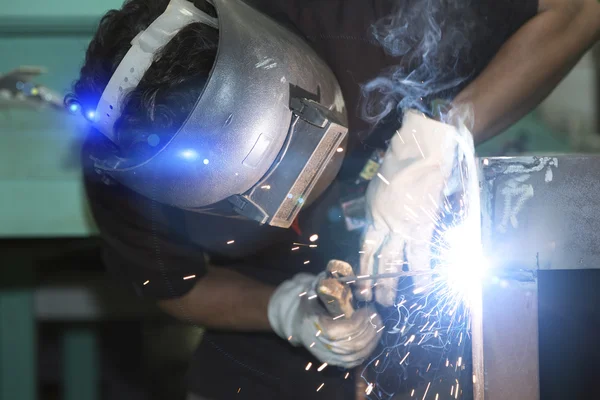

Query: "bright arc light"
<box><xmin>439</xmin><ymin>221</ymin><xmax>489</xmax><ymax>306</ymax></box>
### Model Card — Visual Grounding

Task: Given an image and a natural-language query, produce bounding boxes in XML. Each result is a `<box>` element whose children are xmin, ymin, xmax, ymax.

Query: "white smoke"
<box><xmin>362</xmin><ymin>0</ymin><xmax>478</xmax><ymax>126</ymax></box>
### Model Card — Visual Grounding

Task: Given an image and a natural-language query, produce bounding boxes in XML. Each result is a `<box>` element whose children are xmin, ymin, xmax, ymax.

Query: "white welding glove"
<box><xmin>357</xmin><ymin>110</ymin><xmax>474</xmax><ymax>307</ymax></box>
<box><xmin>268</xmin><ymin>272</ymin><xmax>383</xmax><ymax>368</ymax></box>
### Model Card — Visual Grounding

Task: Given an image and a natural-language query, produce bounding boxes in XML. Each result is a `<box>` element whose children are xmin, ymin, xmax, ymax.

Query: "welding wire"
<box><xmin>338</xmin><ymin>270</ymin><xmax>437</xmax><ymax>283</ymax></box>
<box><xmin>338</xmin><ymin>267</ymin><xmax>537</xmax><ymax>284</ymax></box>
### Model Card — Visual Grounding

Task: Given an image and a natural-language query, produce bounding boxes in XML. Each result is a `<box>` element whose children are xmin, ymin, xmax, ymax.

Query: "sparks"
<box><xmin>412</xmin><ymin>132</ymin><xmax>425</xmax><ymax>159</ymax></box>
<box><xmin>291</xmin><ymin>246</ymin><xmax>300</xmax><ymax>251</ymax></box>
<box><xmin>227</xmin><ymin>240</ymin><xmax>235</xmax><ymax>244</ymax></box>
<box><xmin>183</xmin><ymin>275</ymin><xmax>196</xmax><ymax>280</ymax></box>
<box><xmin>345</xmin><ymin>372</ymin><xmax>350</xmax><ymax>379</ymax></box>
<box><xmin>317</xmin><ymin>383</ymin><xmax>324</xmax><ymax>392</ymax></box>
<box><xmin>366</xmin><ymin>383</ymin><xmax>374</xmax><ymax>395</ymax></box>
<box><xmin>377</xmin><ymin>172</ymin><xmax>390</xmax><ymax>185</ymax></box>
<box><xmin>309</xmin><ymin>234</ymin><xmax>319</xmax><ymax>242</ymax></box>
<box><xmin>404</xmin><ymin>204</ymin><xmax>419</xmax><ymax>218</ymax></box>
<box><xmin>399</xmin><ymin>352</ymin><xmax>410</xmax><ymax>364</ymax></box>
<box><xmin>305</xmin><ymin>362</ymin><xmax>312</xmax><ymax>371</ymax></box>
<box><xmin>317</xmin><ymin>363</ymin><xmax>328</xmax><ymax>372</ymax></box>
<box><xmin>333</xmin><ymin>314</ymin><xmax>346</xmax><ymax>320</ymax></box>
<box><xmin>422</xmin><ymin>381</ymin><xmax>431</xmax><ymax>400</ymax></box>
<box><xmin>315</xmin><ymin>330</ymin><xmax>321</xmax><ymax>337</ymax></box>
<box><xmin>308</xmin><ymin>295</ymin><xmax>317</xmax><ymax>300</ymax></box>
<box><xmin>303</xmin><ymin>260</ymin><xmax>310</xmax><ymax>265</ymax></box>
<box><xmin>143</xmin><ymin>280</ymin><xmax>150</xmax><ymax>286</ymax></box>
<box><xmin>396</xmin><ymin>130</ymin><xmax>405</xmax><ymax>143</ymax></box>
<box><xmin>413</xmin><ymin>286</ymin><xmax>426</xmax><ymax>295</ymax></box>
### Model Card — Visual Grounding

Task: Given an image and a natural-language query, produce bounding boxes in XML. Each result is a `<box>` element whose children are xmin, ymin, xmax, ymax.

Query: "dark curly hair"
<box><xmin>67</xmin><ymin>0</ymin><xmax>218</xmax><ymax>161</ymax></box>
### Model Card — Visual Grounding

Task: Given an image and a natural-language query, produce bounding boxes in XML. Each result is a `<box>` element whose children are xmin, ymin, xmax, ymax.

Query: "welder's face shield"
<box><xmin>90</xmin><ymin>0</ymin><xmax>348</xmax><ymax>228</ymax></box>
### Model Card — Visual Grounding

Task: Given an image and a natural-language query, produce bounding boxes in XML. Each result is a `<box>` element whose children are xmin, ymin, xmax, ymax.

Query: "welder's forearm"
<box><xmin>453</xmin><ymin>3</ymin><xmax>600</xmax><ymax>144</ymax></box>
<box><xmin>157</xmin><ymin>266</ymin><xmax>276</xmax><ymax>331</ymax></box>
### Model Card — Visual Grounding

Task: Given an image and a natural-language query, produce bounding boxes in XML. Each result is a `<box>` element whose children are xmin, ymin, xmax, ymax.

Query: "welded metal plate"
<box><xmin>474</xmin><ymin>155</ymin><xmax>600</xmax><ymax>400</ymax></box>
<box><xmin>480</xmin><ymin>155</ymin><xmax>600</xmax><ymax>271</ymax></box>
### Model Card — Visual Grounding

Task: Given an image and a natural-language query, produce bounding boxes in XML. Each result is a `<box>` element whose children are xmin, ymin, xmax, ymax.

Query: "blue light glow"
<box><xmin>86</xmin><ymin>111</ymin><xmax>96</xmax><ymax>121</ymax></box>
<box><xmin>180</xmin><ymin>149</ymin><xmax>198</xmax><ymax>160</ymax></box>
<box><xmin>69</xmin><ymin>103</ymin><xmax>80</xmax><ymax>113</ymax></box>
<box><xmin>203</xmin><ymin>159</ymin><xmax>209</xmax><ymax>165</ymax></box>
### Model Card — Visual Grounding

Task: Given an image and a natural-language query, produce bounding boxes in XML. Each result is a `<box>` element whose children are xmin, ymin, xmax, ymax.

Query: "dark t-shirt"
<box><xmin>82</xmin><ymin>0</ymin><xmax>537</xmax><ymax>398</ymax></box>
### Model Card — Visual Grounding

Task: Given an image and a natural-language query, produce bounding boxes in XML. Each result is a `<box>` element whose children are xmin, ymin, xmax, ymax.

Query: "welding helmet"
<box><xmin>90</xmin><ymin>0</ymin><xmax>348</xmax><ymax>228</ymax></box>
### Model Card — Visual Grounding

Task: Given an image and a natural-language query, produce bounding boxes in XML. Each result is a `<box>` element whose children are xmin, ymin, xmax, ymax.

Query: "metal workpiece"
<box><xmin>474</xmin><ymin>155</ymin><xmax>600</xmax><ymax>400</ymax></box>
<box><xmin>479</xmin><ymin>155</ymin><xmax>600</xmax><ymax>272</ymax></box>
<box><xmin>480</xmin><ymin>279</ymin><xmax>540</xmax><ymax>400</ymax></box>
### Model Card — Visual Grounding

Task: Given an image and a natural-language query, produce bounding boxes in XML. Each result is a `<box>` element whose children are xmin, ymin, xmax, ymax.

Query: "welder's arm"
<box><xmin>453</xmin><ymin>0</ymin><xmax>600</xmax><ymax>143</ymax></box>
<box><xmin>157</xmin><ymin>265</ymin><xmax>275</xmax><ymax>331</ymax></box>
<box><xmin>158</xmin><ymin>262</ymin><xmax>382</xmax><ymax>368</ymax></box>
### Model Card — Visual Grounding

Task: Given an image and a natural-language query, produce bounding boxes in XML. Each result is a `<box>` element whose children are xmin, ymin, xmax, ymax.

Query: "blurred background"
<box><xmin>0</xmin><ymin>0</ymin><xmax>598</xmax><ymax>399</ymax></box>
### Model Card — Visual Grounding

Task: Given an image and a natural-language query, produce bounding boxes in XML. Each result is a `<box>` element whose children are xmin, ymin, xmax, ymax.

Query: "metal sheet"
<box><xmin>475</xmin><ymin>155</ymin><xmax>600</xmax><ymax>400</ymax></box>
<box><xmin>480</xmin><ymin>280</ymin><xmax>539</xmax><ymax>400</ymax></box>
<box><xmin>481</xmin><ymin>155</ymin><xmax>600</xmax><ymax>271</ymax></box>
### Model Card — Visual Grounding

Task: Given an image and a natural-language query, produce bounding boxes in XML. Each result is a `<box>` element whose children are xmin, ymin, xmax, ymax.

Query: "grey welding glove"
<box><xmin>268</xmin><ymin>269</ymin><xmax>382</xmax><ymax>368</ymax></box>
<box><xmin>357</xmin><ymin>110</ymin><xmax>474</xmax><ymax>306</ymax></box>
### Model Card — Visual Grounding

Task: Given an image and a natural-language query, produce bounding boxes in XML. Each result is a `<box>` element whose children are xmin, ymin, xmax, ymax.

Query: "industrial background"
<box><xmin>0</xmin><ymin>0</ymin><xmax>598</xmax><ymax>399</ymax></box>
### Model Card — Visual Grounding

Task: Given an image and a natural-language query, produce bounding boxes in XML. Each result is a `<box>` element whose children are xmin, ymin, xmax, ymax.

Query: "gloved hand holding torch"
<box><xmin>356</xmin><ymin>110</ymin><xmax>474</xmax><ymax>307</ymax></box>
<box><xmin>268</xmin><ymin>260</ymin><xmax>383</xmax><ymax>368</ymax></box>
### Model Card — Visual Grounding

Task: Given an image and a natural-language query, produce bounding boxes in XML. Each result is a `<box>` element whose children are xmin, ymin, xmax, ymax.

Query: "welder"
<box><xmin>68</xmin><ymin>0</ymin><xmax>600</xmax><ymax>398</ymax></box>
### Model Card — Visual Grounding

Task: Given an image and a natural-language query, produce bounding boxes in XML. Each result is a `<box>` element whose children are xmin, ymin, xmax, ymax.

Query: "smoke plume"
<box><xmin>362</xmin><ymin>0</ymin><xmax>479</xmax><ymax>126</ymax></box>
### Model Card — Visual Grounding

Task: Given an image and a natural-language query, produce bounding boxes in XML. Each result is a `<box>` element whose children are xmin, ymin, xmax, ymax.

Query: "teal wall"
<box><xmin>0</xmin><ymin>0</ymin><xmax>124</xmax><ymax>18</ymax></box>
<box><xmin>0</xmin><ymin>5</ymin><xmax>109</xmax><ymax>237</ymax></box>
